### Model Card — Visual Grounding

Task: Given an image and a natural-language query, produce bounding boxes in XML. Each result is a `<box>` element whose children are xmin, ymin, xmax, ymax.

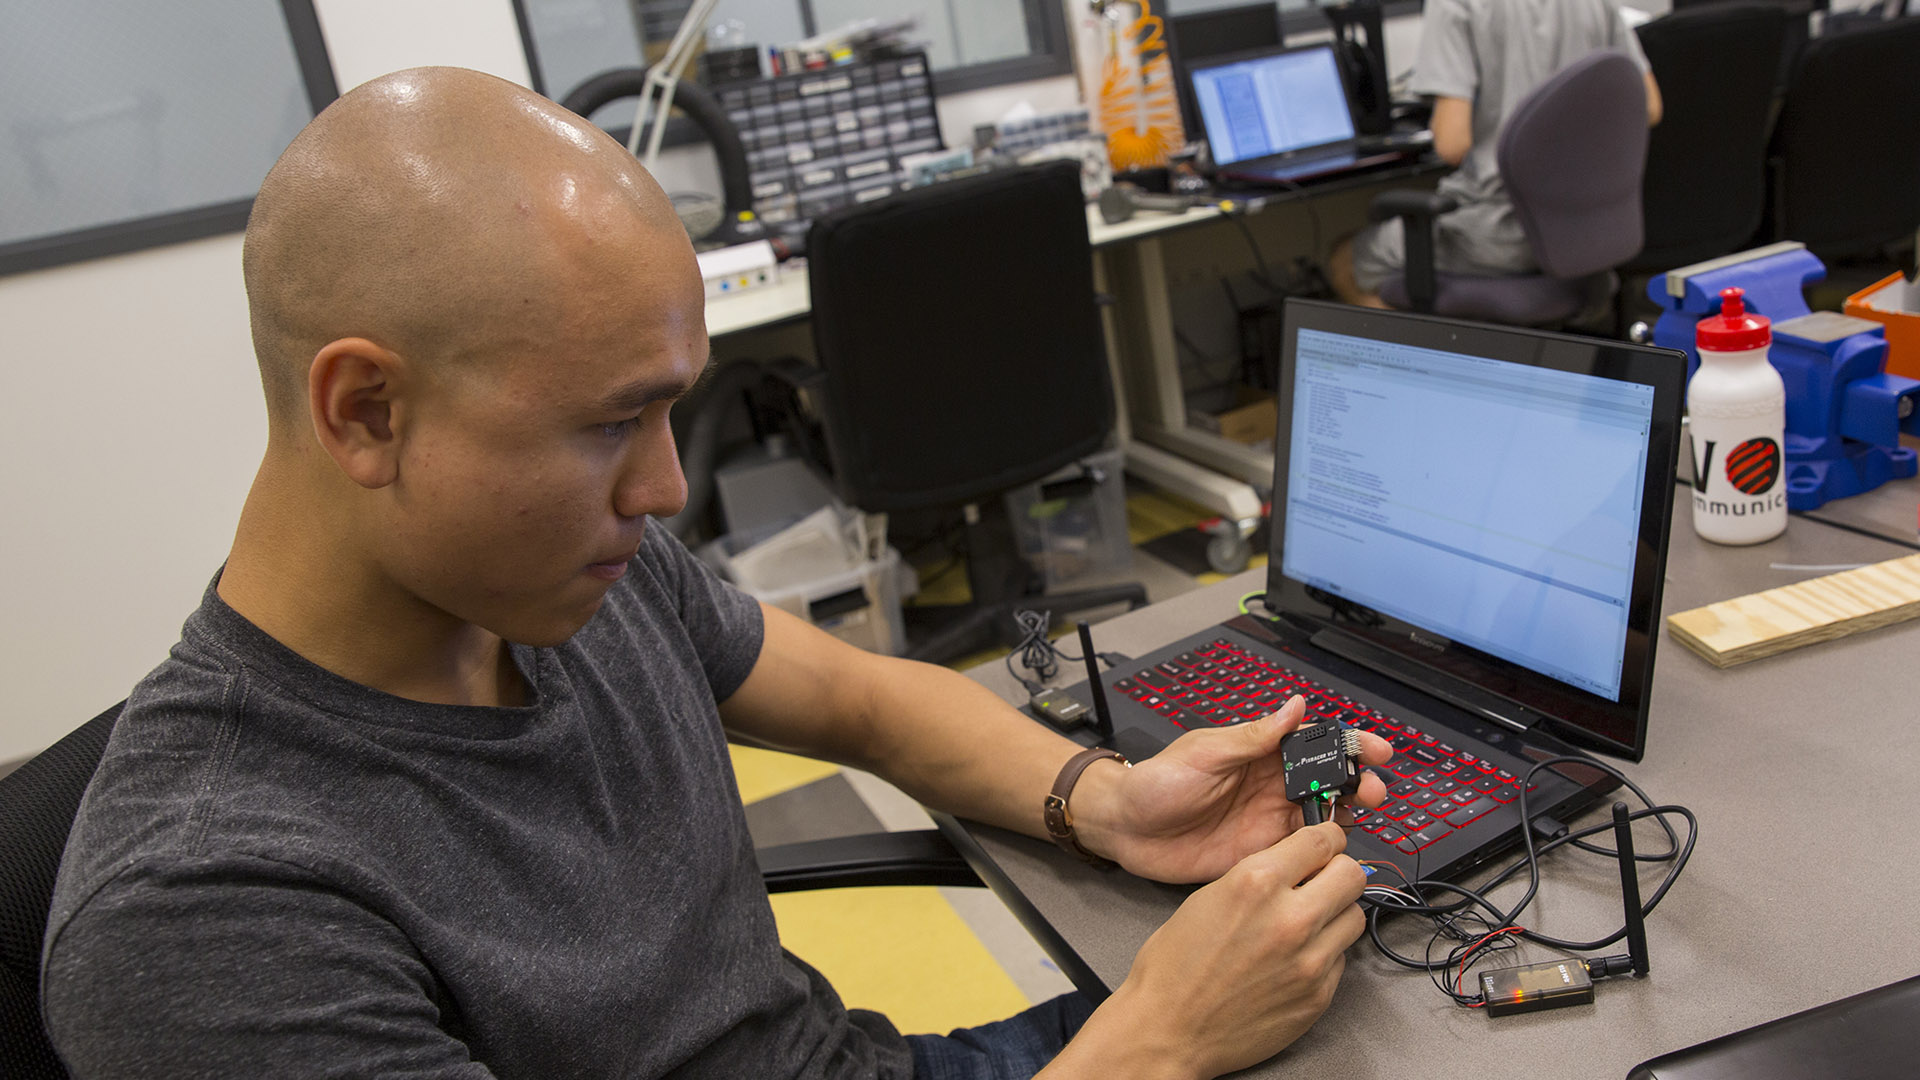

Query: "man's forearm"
<box><xmin>831</xmin><ymin>655</ymin><xmax>1124</xmax><ymax>844</ymax></box>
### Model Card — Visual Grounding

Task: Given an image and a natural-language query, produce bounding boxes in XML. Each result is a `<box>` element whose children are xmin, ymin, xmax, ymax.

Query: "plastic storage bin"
<box><xmin>705</xmin><ymin>538</ymin><xmax>909</xmax><ymax>657</ymax></box>
<box><xmin>1004</xmin><ymin>448</ymin><xmax>1131</xmax><ymax>590</ymax></box>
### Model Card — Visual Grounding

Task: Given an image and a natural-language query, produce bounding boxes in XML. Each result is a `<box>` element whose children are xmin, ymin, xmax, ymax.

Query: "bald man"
<box><xmin>42</xmin><ymin>68</ymin><xmax>1389</xmax><ymax>1080</ymax></box>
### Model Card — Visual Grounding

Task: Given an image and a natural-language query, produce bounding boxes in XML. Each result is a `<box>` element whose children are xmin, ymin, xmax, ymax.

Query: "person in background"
<box><xmin>1331</xmin><ymin>0</ymin><xmax>1663</xmax><ymax>308</ymax></box>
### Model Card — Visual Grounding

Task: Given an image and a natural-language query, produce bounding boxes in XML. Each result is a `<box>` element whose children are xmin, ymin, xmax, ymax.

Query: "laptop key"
<box><xmin>1401</xmin><ymin>811</ymin><xmax>1436</xmax><ymax>831</ymax></box>
<box><xmin>1408</xmin><ymin>746</ymin><xmax>1442</xmax><ymax>765</ymax></box>
<box><xmin>1374</xmin><ymin>826</ymin><xmax>1405</xmax><ymax>845</ymax></box>
<box><xmin>1388</xmin><ymin>780</ymin><xmax>1420</xmax><ymax>799</ymax></box>
<box><xmin>1444</xmin><ymin>801</ymin><xmax>1493</xmax><ymax>828</ymax></box>
<box><xmin>1470</xmin><ymin>775</ymin><xmax>1503</xmax><ymax>794</ymax></box>
<box><xmin>1397</xmin><ymin>829</ymin><xmax>1443</xmax><ymax>853</ymax></box>
<box><xmin>1411</xmin><ymin>770</ymin><xmax>1441</xmax><ymax>787</ymax></box>
<box><xmin>1377</xmin><ymin>801</ymin><xmax>1417</xmax><ymax>820</ymax></box>
<box><xmin>1428</xmin><ymin>779</ymin><xmax>1460</xmax><ymax>798</ymax></box>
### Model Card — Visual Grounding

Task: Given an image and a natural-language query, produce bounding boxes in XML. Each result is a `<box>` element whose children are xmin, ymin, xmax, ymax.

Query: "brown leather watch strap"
<box><xmin>1043</xmin><ymin>747</ymin><xmax>1128</xmax><ymax>867</ymax></box>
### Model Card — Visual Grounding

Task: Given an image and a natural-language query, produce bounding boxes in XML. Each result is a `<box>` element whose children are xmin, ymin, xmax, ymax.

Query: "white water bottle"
<box><xmin>1688</xmin><ymin>286</ymin><xmax>1787</xmax><ymax>545</ymax></box>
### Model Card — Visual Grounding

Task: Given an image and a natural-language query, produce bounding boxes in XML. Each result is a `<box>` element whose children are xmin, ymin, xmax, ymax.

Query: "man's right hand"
<box><xmin>1043</xmin><ymin>822</ymin><xmax>1369</xmax><ymax>1080</ymax></box>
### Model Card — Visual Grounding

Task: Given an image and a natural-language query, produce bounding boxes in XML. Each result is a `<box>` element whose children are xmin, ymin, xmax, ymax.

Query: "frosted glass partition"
<box><xmin>0</xmin><ymin>1</ymin><xmax>335</xmax><ymax>276</ymax></box>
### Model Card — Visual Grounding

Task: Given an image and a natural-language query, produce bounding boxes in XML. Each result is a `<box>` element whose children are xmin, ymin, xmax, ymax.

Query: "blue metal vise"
<box><xmin>1648</xmin><ymin>242</ymin><xmax>1920</xmax><ymax>511</ymax></box>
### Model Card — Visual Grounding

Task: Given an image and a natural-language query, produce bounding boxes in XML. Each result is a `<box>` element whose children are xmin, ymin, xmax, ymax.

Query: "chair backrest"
<box><xmin>1631</xmin><ymin>3</ymin><xmax>1791</xmax><ymax>271</ymax></box>
<box><xmin>1497</xmin><ymin>50</ymin><xmax>1651</xmax><ymax>281</ymax></box>
<box><xmin>1768</xmin><ymin>16</ymin><xmax>1920</xmax><ymax>261</ymax></box>
<box><xmin>805</xmin><ymin>161</ymin><xmax>1114</xmax><ymax>512</ymax></box>
<box><xmin>0</xmin><ymin>704</ymin><xmax>122</xmax><ymax>1080</ymax></box>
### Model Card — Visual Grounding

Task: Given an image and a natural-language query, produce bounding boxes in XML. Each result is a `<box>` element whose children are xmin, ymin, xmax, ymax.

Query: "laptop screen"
<box><xmin>1190</xmin><ymin>44</ymin><xmax>1356</xmax><ymax>167</ymax></box>
<box><xmin>1268</xmin><ymin>301</ymin><xmax>1686</xmax><ymax>760</ymax></box>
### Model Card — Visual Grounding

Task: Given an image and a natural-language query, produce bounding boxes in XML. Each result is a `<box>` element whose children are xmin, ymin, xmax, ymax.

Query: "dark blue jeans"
<box><xmin>906</xmin><ymin>992</ymin><xmax>1098</xmax><ymax>1080</ymax></box>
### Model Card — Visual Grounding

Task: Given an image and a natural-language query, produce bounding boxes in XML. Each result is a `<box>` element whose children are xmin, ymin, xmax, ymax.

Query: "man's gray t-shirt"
<box><xmin>1356</xmin><ymin>0</ymin><xmax>1648</xmax><ymax>286</ymax></box>
<box><xmin>41</xmin><ymin>521</ymin><xmax>914</xmax><ymax>1079</ymax></box>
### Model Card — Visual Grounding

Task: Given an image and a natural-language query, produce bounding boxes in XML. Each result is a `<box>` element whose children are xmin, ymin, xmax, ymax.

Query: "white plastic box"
<box><xmin>757</xmin><ymin>547</ymin><xmax>908</xmax><ymax>656</ymax></box>
<box><xmin>1004</xmin><ymin>448</ymin><xmax>1131</xmax><ymax>590</ymax></box>
<box><xmin>705</xmin><ymin>540</ymin><xmax>909</xmax><ymax>657</ymax></box>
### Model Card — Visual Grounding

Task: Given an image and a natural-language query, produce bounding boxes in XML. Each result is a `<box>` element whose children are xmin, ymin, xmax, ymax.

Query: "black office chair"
<box><xmin>1633</xmin><ymin>3</ymin><xmax>1790</xmax><ymax>271</ymax></box>
<box><xmin>0</xmin><ymin>704</ymin><xmax>119</xmax><ymax>1079</ymax></box>
<box><xmin>1615</xmin><ymin>3</ymin><xmax>1791</xmax><ymax>331</ymax></box>
<box><xmin>1368</xmin><ymin>51</ymin><xmax>1649</xmax><ymax>326</ymax></box>
<box><xmin>1763</xmin><ymin>16</ymin><xmax>1920</xmax><ymax>286</ymax></box>
<box><xmin>0</xmin><ymin>708</ymin><xmax>979</xmax><ymax>1078</ymax></box>
<box><xmin>800</xmin><ymin>161</ymin><xmax>1147</xmax><ymax>664</ymax></box>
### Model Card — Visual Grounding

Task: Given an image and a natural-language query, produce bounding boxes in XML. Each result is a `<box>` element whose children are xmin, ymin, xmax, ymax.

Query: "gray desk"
<box><xmin>947</xmin><ymin>485</ymin><xmax>1920</xmax><ymax>1078</ymax></box>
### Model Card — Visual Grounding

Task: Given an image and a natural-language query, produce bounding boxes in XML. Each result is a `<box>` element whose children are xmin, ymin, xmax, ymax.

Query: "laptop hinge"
<box><xmin>1309</xmin><ymin>628</ymin><xmax>1539</xmax><ymax>735</ymax></box>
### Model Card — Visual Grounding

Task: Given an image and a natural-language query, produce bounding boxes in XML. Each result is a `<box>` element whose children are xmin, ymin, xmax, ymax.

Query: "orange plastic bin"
<box><xmin>1845</xmin><ymin>273</ymin><xmax>1920</xmax><ymax>380</ymax></box>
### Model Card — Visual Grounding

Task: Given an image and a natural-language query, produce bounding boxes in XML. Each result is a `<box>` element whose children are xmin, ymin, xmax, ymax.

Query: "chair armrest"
<box><xmin>1367</xmin><ymin>189</ymin><xmax>1462</xmax><ymax>313</ymax></box>
<box><xmin>757</xmin><ymin>829</ymin><xmax>984</xmax><ymax>893</ymax></box>
<box><xmin>1368</xmin><ymin>189</ymin><xmax>1460</xmax><ymax>224</ymax></box>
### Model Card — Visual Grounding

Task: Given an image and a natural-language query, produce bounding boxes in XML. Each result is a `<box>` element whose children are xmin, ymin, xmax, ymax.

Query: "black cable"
<box><xmin>1004</xmin><ymin>608</ymin><xmax>1085</xmax><ymax>687</ymax></box>
<box><xmin>1355</xmin><ymin>754</ymin><xmax>1697</xmax><ymax>1004</ymax></box>
<box><xmin>1222</xmin><ymin>208</ymin><xmax>1280</xmax><ymax>297</ymax></box>
<box><xmin>1269</xmin><ymin>177</ymin><xmax>1326</xmax><ymax>268</ymax></box>
<box><xmin>1174</xmin><ymin>327</ymin><xmax>1241</xmax><ymax>387</ymax></box>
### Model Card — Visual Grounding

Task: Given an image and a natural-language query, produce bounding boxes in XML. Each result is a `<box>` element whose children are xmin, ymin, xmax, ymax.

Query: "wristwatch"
<box><xmin>1043</xmin><ymin>747</ymin><xmax>1129</xmax><ymax>868</ymax></box>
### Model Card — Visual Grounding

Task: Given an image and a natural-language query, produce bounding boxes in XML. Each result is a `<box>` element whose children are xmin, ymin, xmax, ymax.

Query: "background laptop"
<box><xmin>1050</xmin><ymin>300</ymin><xmax>1686</xmax><ymax>884</ymax></box>
<box><xmin>1189</xmin><ymin>43</ymin><xmax>1423</xmax><ymax>185</ymax></box>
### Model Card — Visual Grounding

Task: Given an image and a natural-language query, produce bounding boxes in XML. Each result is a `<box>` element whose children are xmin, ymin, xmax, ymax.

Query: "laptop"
<box><xmin>1189</xmin><ymin>43</ymin><xmax>1426</xmax><ymax>186</ymax></box>
<box><xmin>1053</xmin><ymin>300</ymin><xmax>1687</xmax><ymax>883</ymax></box>
<box><xmin>1628</xmin><ymin>975</ymin><xmax>1920</xmax><ymax>1078</ymax></box>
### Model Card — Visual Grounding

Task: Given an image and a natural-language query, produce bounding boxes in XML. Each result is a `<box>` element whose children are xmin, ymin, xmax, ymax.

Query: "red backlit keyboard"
<box><xmin>1111</xmin><ymin>637</ymin><xmax>1532</xmax><ymax>855</ymax></box>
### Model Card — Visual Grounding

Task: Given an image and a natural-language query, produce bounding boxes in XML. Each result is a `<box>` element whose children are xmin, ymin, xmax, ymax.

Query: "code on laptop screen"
<box><xmin>1280</xmin><ymin>328</ymin><xmax>1656</xmax><ymax>702</ymax></box>
<box><xmin>1191</xmin><ymin>46</ymin><xmax>1355</xmax><ymax>166</ymax></box>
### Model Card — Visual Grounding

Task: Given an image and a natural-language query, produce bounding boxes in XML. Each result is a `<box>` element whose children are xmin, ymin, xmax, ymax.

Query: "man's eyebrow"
<box><xmin>595</xmin><ymin>355</ymin><xmax>714</xmax><ymax>413</ymax></box>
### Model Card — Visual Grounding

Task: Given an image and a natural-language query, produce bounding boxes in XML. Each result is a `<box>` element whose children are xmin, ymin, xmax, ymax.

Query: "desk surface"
<box><xmin>952</xmin><ymin>482</ymin><xmax>1920</xmax><ymax>1078</ymax></box>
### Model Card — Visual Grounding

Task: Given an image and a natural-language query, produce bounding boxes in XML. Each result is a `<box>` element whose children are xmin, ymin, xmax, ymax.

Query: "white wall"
<box><xmin>0</xmin><ymin>0</ymin><xmax>537</xmax><ymax>765</ymax></box>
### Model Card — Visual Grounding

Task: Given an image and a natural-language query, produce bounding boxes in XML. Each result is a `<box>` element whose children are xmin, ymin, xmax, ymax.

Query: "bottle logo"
<box><xmin>1724</xmin><ymin>437</ymin><xmax>1781</xmax><ymax>495</ymax></box>
<box><xmin>1691</xmin><ymin>436</ymin><xmax>1786</xmax><ymax>518</ymax></box>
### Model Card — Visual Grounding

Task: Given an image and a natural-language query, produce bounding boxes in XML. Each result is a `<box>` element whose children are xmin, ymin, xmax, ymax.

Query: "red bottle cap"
<box><xmin>1696</xmin><ymin>287</ymin><xmax>1771</xmax><ymax>352</ymax></box>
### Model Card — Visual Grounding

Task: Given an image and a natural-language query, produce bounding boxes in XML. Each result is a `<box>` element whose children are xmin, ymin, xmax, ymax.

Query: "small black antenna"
<box><xmin>1612</xmin><ymin>801</ymin><xmax>1651</xmax><ymax>976</ymax></box>
<box><xmin>1076</xmin><ymin>621</ymin><xmax>1115</xmax><ymax>742</ymax></box>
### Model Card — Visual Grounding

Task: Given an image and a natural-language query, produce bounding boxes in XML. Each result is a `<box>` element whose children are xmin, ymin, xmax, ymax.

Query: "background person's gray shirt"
<box><xmin>1411</xmin><ymin>0</ymin><xmax>1651</xmax><ymax>273</ymax></box>
<box><xmin>42</xmin><ymin>521</ymin><xmax>914</xmax><ymax>1079</ymax></box>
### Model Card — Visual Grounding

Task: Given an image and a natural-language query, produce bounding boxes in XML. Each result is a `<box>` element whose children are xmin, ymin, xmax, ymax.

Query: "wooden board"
<box><xmin>1666</xmin><ymin>552</ymin><xmax>1920</xmax><ymax>667</ymax></box>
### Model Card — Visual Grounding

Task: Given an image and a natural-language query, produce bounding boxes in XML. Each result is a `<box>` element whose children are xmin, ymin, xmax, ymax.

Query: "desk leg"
<box><xmin>1136</xmin><ymin>424</ymin><xmax>1275</xmax><ymax>489</ymax></box>
<box><xmin>1098</xmin><ymin>238</ymin><xmax>1266</xmax><ymax>522</ymax></box>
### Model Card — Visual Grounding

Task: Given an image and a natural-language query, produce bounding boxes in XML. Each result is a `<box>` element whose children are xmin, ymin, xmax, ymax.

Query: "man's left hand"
<box><xmin>1073</xmin><ymin>695</ymin><xmax>1392</xmax><ymax>884</ymax></box>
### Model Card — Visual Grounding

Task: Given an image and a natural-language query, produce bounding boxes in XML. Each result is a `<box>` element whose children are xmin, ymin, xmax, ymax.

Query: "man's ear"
<box><xmin>308</xmin><ymin>337</ymin><xmax>409</xmax><ymax>489</ymax></box>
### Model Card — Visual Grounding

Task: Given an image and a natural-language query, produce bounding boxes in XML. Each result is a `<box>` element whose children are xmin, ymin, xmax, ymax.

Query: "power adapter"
<box><xmin>1479</xmin><ymin>959</ymin><xmax>1594</xmax><ymax>1016</ymax></box>
<box><xmin>1030</xmin><ymin>688</ymin><xmax>1090</xmax><ymax>731</ymax></box>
